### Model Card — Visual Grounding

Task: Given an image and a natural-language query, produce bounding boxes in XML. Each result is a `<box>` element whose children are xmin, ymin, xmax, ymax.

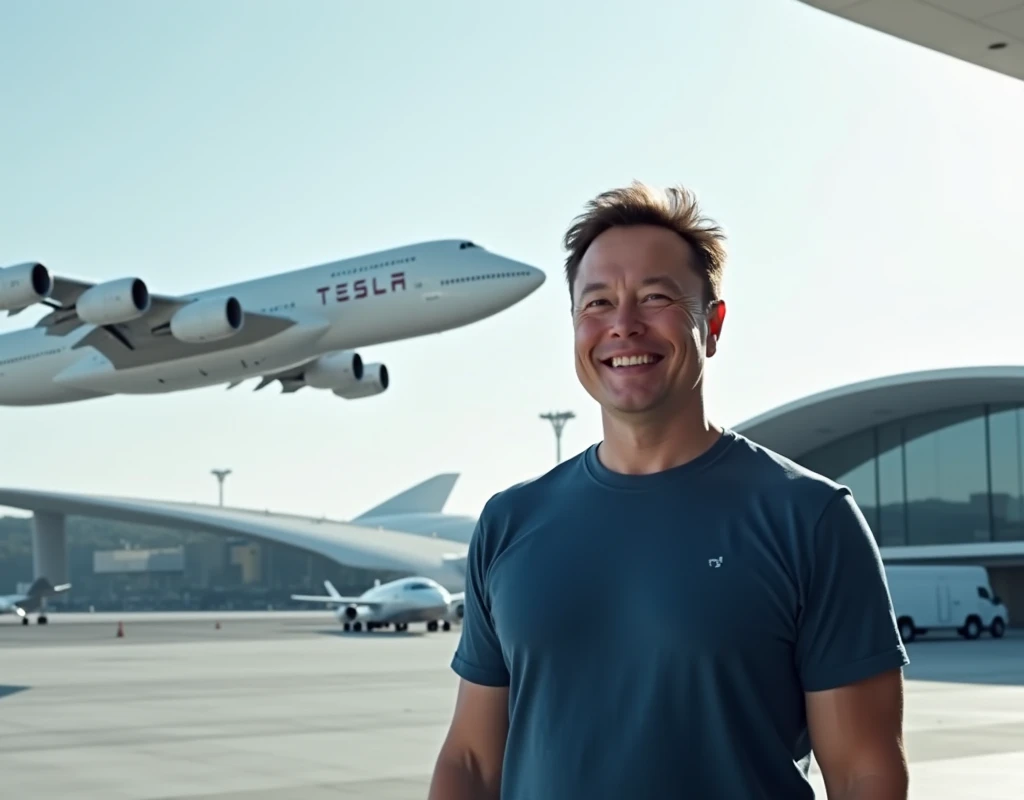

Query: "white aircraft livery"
<box><xmin>0</xmin><ymin>240</ymin><xmax>545</xmax><ymax>406</ymax></box>
<box><xmin>292</xmin><ymin>576</ymin><xmax>463</xmax><ymax>633</ymax></box>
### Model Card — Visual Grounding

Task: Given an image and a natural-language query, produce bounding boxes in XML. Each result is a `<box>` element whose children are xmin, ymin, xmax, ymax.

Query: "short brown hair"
<box><xmin>562</xmin><ymin>181</ymin><xmax>727</xmax><ymax>307</ymax></box>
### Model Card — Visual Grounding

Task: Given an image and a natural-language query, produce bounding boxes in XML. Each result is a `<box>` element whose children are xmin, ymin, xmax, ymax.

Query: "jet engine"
<box><xmin>169</xmin><ymin>296</ymin><xmax>244</xmax><ymax>343</ymax></box>
<box><xmin>304</xmin><ymin>350</ymin><xmax>363</xmax><ymax>391</ymax></box>
<box><xmin>333</xmin><ymin>363</ymin><xmax>389</xmax><ymax>400</ymax></box>
<box><xmin>337</xmin><ymin>604</ymin><xmax>373</xmax><ymax>623</ymax></box>
<box><xmin>448</xmin><ymin>601</ymin><xmax>464</xmax><ymax>621</ymax></box>
<box><xmin>0</xmin><ymin>262</ymin><xmax>53</xmax><ymax>311</ymax></box>
<box><xmin>75</xmin><ymin>277</ymin><xmax>151</xmax><ymax>326</ymax></box>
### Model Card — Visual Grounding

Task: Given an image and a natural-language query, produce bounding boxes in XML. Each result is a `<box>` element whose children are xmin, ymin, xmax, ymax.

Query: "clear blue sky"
<box><xmin>3</xmin><ymin>0</ymin><xmax>1024</xmax><ymax>521</ymax></box>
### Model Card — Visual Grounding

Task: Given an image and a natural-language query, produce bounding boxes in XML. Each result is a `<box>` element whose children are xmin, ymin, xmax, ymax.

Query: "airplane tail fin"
<box><xmin>353</xmin><ymin>473</ymin><xmax>459</xmax><ymax>521</ymax></box>
<box><xmin>25</xmin><ymin>577</ymin><xmax>70</xmax><ymax>598</ymax></box>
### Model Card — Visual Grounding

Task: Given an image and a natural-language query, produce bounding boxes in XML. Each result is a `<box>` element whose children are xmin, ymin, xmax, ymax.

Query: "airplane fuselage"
<box><xmin>0</xmin><ymin>240</ymin><xmax>544</xmax><ymax>405</ymax></box>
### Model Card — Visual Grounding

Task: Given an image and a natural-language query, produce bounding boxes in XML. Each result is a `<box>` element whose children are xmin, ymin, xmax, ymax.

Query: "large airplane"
<box><xmin>0</xmin><ymin>577</ymin><xmax>71</xmax><ymax>625</ymax></box>
<box><xmin>0</xmin><ymin>239</ymin><xmax>545</xmax><ymax>406</ymax></box>
<box><xmin>291</xmin><ymin>576</ymin><xmax>463</xmax><ymax>633</ymax></box>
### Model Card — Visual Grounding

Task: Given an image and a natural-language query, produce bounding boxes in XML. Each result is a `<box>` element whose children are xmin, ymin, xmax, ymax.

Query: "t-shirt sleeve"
<box><xmin>450</xmin><ymin>507</ymin><xmax>510</xmax><ymax>687</ymax></box>
<box><xmin>795</xmin><ymin>489</ymin><xmax>910</xmax><ymax>693</ymax></box>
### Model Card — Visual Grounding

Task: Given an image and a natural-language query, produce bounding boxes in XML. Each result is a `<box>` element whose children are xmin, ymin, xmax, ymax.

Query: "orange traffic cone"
<box><xmin>116</xmin><ymin>621</ymin><xmax>124</xmax><ymax>638</ymax></box>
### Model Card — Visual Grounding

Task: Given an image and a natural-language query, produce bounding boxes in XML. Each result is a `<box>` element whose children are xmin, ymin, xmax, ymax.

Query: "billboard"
<box><xmin>93</xmin><ymin>547</ymin><xmax>185</xmax><ymax>574</ymax></box>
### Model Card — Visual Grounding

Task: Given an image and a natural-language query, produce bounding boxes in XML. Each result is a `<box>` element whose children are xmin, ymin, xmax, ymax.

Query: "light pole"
<box><xmin>211</xmin><ymin>469</ymin><xmax>232</xmax><ymax>507</ymax></box>
<box><xmin>539</xmin><ymin>411</ymin><xmax>575</xmax><ymax>464</ymax></box>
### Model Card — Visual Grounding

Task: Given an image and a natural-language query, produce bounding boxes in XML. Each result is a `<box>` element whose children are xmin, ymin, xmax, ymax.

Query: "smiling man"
<box><xmin>428</xmin><ymin>182</ymin><xmax>910</xmax><ymax>799</ymax></box>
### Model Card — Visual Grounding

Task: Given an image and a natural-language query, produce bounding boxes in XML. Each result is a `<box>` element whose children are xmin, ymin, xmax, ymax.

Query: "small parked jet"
<box><xmin>291</xmin><ymin>576</ymin><xmax>463</xmax><ymax>633</ymax></box>
<box><xmin>0</xmin><ymin>576</ymin><xmax>71</xmax><ymax>624</ymax></box>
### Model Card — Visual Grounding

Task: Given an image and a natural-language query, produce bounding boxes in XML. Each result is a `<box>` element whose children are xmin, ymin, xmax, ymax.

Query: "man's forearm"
<box><xmin>830</xmin><ymin>771</ymin><xmax>908</xmax><ymax>800</ymax></box>
<box><xmin>428</xmin><ymin>753</ymin><xmax>501</xmax><ymax>800</ymax></box>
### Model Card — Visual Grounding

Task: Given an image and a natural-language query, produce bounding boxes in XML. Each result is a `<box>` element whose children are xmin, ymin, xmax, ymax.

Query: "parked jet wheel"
<box><xmin>991</xmin><ymin>617</ymin><xmax>1006</xmax><ymax>639</ymax></box>
<box><xmin>961</xmin><ymin>617</ymin><xmax>982</xmax><ymax>640</ymax></box>
<box><xmin>343</xmin><ymin>622</ymin><xmax>351</xmax><ymax>631</ymax></box>
<box><xmin>37</xmin><ymin>615</ymin><xmax>48</xmax><ymax>624</ymax></box>
<box><xmin>427</xmin><ymin>620</ymin><xmax>438</xmax><ymax>632</ymax></box>
<box><xmin>353</xmin><ymin>621</ymin><xmax>363</xmax><ymax>632</ymax></box>
<box><xmin>897</xmin><ymin>618</ymin><xmax>915</xmax><ymax>644</ymax></box>
<box><xmin>442</xmin><ymin>621</ymin><xmax>451</xmax><ymax>632</ymax></box>
<box><xmin>21</xmin><ymin>617</ymin><xmax>29</xmax><ymax>626</ymax></box>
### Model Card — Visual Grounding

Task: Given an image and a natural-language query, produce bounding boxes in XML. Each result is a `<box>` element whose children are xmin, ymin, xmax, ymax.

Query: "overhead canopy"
<box><xmin>0</xmin><ymin>488</ymin><xmax>469</xmax><ymax>591</ymax></box>
<box><xmin>733</xmin><ymin>366</ymin><xmax>1024</xmax><ymax>461</ymax></box>
<box><xmin>797</xmin><ymin>0</ymin><xmax>1024</xmax><ymax>82</ymax></box>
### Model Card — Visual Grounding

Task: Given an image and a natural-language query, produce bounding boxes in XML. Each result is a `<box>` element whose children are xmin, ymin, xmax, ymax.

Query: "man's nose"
<box><xmin>610</xmin><ymin>302</ymin><xmax>644</xmax><ymax>337</ymax></box>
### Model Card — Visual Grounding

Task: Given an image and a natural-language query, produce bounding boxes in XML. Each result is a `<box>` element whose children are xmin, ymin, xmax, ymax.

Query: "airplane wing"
<box><xmin>34</xmin><ymin>275</ymin><xmax>299</xmax><ymax>370</ymax></box>
<box><xmin>248</xmin><ymin>363</ymin><xmax>311</xmax><ymax>394</ymax></box>
<box><xmin>290</xmin><ymin>579</ymin><xmax>385</xmax><ymax>607</ymax></box>
<box><xmin>37</xmin><ymin>276</ymin><xmax>184</xmax><ymax>333</ymax></box>
<box><xmin>290</xmin><ymin>593</ymin><xmax>387</xmax><ymax>608</ymax></box>
<box><xmin>290</xmin><ymin>592</ymin><xmax>363</xmax><ymax>604</ymax></box>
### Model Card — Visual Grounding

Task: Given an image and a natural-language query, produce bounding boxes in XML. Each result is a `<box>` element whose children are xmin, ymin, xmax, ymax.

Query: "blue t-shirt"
<box><xmin>451</xmin><ymin>429</ymin><xmax>909</xmax><ymax>799</ymax></box>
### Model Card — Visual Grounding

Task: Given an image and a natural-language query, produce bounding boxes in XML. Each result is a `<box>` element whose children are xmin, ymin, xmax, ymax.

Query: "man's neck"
<box><xmin>598</xmin><ymin>402</ymin><xmax>722</xmax><ymax>476</ymax></box>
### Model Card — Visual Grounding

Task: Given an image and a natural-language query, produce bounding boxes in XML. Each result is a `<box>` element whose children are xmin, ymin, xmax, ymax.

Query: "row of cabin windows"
<box><xmin>440</xmin><ymin>270</ymin><xmax>531</xmax><ymax>286</ymax></box>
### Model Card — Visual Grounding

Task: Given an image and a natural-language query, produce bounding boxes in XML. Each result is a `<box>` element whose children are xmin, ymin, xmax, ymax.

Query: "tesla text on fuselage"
<box><xmin>0</xmin><ymin>240</ymin><xmax>545</xmax><ymax>406</ymax></box>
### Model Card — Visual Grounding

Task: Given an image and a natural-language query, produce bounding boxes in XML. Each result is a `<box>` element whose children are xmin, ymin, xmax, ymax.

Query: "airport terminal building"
<box><xmin>3</xmin><ymin>366</ymin><xmax>1024</xmax><ymax>625</ymax></box>
<box><xmin>737</xmin><ymin>367</ymin><xmax>1024</xmax><ymax>624</ymax></box>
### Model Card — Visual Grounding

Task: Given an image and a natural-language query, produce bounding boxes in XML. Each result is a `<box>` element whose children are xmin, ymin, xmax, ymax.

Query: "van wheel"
<box><xmin>991</xmin><ymin>617</ymin><xmax>1006</xmax><ymax>639</ymax></box>
<box><xmin>898</xmin><ymin>618</ymin><xmax>915</xmax><ymax>644</ymax></box>
<box><xmin>962</xmin><ymin>617</ymin><xmax>982</xmax><ymax>640</ymax></box>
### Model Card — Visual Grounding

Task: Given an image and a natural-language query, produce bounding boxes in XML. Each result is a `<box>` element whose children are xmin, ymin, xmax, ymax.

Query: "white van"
<box><xmin>883</xmin><ymin>564</ymin><xmax>1009</xmax><ymax>643</ymax></box>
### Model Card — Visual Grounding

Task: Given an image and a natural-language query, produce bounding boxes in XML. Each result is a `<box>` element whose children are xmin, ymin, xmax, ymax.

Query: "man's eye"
<box><xmin>586</xmin><ymin>298</ymin><xmax>610</xmax><ymax>307</ymax></box>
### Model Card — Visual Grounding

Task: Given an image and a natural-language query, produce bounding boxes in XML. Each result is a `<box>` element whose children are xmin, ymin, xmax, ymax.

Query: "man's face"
<box><xmin>572</xmin><ymin>224</ymin><xmax>725</xmax><ymax>418</ymax></box>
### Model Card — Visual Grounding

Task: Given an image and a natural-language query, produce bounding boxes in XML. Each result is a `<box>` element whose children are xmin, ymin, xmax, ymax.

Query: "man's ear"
<box><xmin>706</xmin><ymin>300</ymin><xmax>726</xmax><ymax>357</ymax></box>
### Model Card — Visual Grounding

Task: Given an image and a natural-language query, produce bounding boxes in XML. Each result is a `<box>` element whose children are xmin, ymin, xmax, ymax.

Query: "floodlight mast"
<box><xmin>211</xmin><ymin>469</ymin><xmax>232</xmax><ymax>507</ymax></box>
<box><xmin>539</xmin><ymin>411</ymin><xmax>575</xmax><ymax>464</ymax></box>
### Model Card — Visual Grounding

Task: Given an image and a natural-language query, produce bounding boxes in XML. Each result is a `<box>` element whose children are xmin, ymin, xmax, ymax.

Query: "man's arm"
<box><xmin>428</xmin><ymin>679</ymin><xmax>509</xmax><ymax>800</ymax></box>
<box><xmin>794</xmin><ymin>489</ymin><xmax>910</xmax><ymax>799</ymax></box>
<box><xmin>431</xmin><ymin>496</ymin><xmax>511</xmax><ymax>798</ymax></box>
<box><xmin>807</xmin><ymin>668</ymin><xmax>908</xmax><ymax>799</ymax></box>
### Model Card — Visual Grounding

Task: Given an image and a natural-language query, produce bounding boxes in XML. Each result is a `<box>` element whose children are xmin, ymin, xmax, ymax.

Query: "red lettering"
<box><xmin>316</xmin><ymin>286</ymin><xmax>329</xmax><ymax>305</ymax></box>
<box><xmin>371</xmin><ymin>277</ymin><xmax>386</xmax><ymax>295</ymax></box>
<box><xmin>353</xmin><ymin>279</ymin><xmax>368</xmax><ymax>299</ymax></box>
<box><xmin>335</xmin><ymin>283</ymin><xmax>349</xmax><ymax>302</ymax></box>
<box><xmin>391</xmin><ymin>271</ymin><xmax>406</xmax><ymax>292</ymax></box>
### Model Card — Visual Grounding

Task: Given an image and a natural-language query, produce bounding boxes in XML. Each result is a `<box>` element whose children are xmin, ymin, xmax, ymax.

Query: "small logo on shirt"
<box><xmin>708</xmin><ymin>557</ymin><xmax>724</xmax><ymax>569</ymax></box>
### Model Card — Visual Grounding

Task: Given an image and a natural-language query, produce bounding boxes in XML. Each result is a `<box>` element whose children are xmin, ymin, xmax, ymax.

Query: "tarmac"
<box><xmin>1</xmin><ymin>612</ymin><xmax>1022</xmax><ymax>799</ymax></box>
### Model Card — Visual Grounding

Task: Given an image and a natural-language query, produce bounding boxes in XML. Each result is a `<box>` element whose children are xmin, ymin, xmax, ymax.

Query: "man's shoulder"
<box><xmin>724</xmin><ymin>430</ymin><xmax>845</xmax><ymax>512</ymax></box>
<box><xmin>481</xmin><ymin>448</ymin><xmax>590</xmax><ymax>522</ymax></box>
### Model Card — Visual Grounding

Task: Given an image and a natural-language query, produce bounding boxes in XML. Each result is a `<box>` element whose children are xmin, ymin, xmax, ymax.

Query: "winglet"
<box><xmin>353</xmin><ymin>473</ymin><xmax>460</xmax><ymax>520</ymax></box>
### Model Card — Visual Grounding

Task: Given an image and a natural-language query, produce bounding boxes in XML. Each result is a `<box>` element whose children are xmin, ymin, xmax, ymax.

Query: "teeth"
<box><xmin>611</xmin><ymin>354</ymin><xmax>657</xmax><ymax>368</ymax></box>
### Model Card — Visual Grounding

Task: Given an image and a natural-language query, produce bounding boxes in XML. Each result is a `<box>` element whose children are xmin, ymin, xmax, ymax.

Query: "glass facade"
<box><xmin>799</xmin><ymin>404</ymin><xmax>1024</xmax><ymax>547</ymax></box>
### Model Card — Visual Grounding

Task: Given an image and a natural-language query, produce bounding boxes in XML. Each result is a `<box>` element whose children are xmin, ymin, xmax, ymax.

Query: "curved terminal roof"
<box><xmin>0</xmin><ymin>488</ymin><xmax>469</xmax><ymax>592</ymax></box>
<box><xmin>797</xmin><ymin>0</ymin><xmax>1024</xmax><ymax>82</ymax></box>
<box><xmin>733</xmin><ymin>366</ymin><xmax>1024</xmax><ymax>461</ymax></box>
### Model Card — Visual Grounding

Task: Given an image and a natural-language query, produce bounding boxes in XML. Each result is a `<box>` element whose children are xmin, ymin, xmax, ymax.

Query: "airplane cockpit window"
<box><xmin>406</xmin><ymin>582</ymin><xmax>431</xmax><ymax>590</ymax></box>
<box><xmin>458</xmin><ymin>241</ymin><xmax>478</xmax><ymax>250</ymax></box>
